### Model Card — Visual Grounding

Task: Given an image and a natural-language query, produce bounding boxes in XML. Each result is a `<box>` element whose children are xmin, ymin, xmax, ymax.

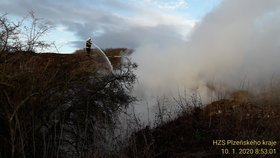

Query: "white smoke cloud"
<box><xmin>193</xmin><ymin>0</ymin><xmax>280</xmax><ymax>92</ymax></box>
<box><xmin>132</xmin><ymin>0</ymin><xmax>280</xmax><ymax>105</ymax></box>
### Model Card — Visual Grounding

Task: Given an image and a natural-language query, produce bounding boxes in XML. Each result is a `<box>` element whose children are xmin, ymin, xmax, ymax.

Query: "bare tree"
<box><xmin>22</xmin><ymin>11</ymin><xmax>53</xmax><ymax>52</ymax></box>
<box><xmin>0</xmin><ymin>13</ymin><xmax>21</xmax><ymax>52</ymax></box>
<box><xmin>0</xmin><ymin>11</ymin><xmax>53</xmax><ymax>53</ymax></box>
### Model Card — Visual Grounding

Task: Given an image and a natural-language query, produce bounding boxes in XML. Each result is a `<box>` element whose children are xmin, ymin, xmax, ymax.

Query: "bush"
<box><xmin>0</xmin><ymin>52</ymin><xmax>137</xmax><ymax>158</ymax></box>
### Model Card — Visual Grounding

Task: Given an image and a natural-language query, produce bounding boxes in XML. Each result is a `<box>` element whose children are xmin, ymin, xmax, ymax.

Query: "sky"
<box><xmin>0</xmin><ymin>0</ymin><xmax>221</xmax><ymax>53</ymax></box>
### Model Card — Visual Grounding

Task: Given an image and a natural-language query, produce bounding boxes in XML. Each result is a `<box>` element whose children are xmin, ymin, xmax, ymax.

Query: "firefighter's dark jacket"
<box><xmin>86</xmin><ymin>40</ymin><xmax>92</xmax><ymax>49</ymax></box>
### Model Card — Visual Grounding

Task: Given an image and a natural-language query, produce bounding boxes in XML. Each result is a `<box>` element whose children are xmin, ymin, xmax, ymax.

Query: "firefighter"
<box><xmin>85</xmin><ymin>37</ymin><xmax>92</xmax><ymax>54</ymax></box>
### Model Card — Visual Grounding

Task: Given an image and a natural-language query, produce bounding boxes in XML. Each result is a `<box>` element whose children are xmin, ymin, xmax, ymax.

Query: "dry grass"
<box><xmin>124</xmin><ymin>88</ymin><xmax>280</xmax><ymax>158</ymax></box>
<box><xmin>0</xmin><ymin>50</ymin><xmax>137</xmax><ymax>158</ymax></box>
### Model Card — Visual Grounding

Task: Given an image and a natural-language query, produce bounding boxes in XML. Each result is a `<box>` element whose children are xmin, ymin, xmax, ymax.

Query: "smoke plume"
<box><xmin>133</xmin><ymin>0</ymin><xmax>280</xmax><ymax>102</ymax></box>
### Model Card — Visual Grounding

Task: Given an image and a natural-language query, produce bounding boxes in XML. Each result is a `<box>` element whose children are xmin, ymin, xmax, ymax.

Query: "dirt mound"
<box><xmin>73</xmin><ymin>48</ymin><xmax>129</xmax><ymax>69</ymax></box>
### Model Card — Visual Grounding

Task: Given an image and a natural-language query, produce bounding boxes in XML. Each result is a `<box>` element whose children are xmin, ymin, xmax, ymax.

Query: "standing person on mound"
<box><xmin>85</xmin><ymin>37</ymin><xmax>92</xmax><ymax>54</ymax></box>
